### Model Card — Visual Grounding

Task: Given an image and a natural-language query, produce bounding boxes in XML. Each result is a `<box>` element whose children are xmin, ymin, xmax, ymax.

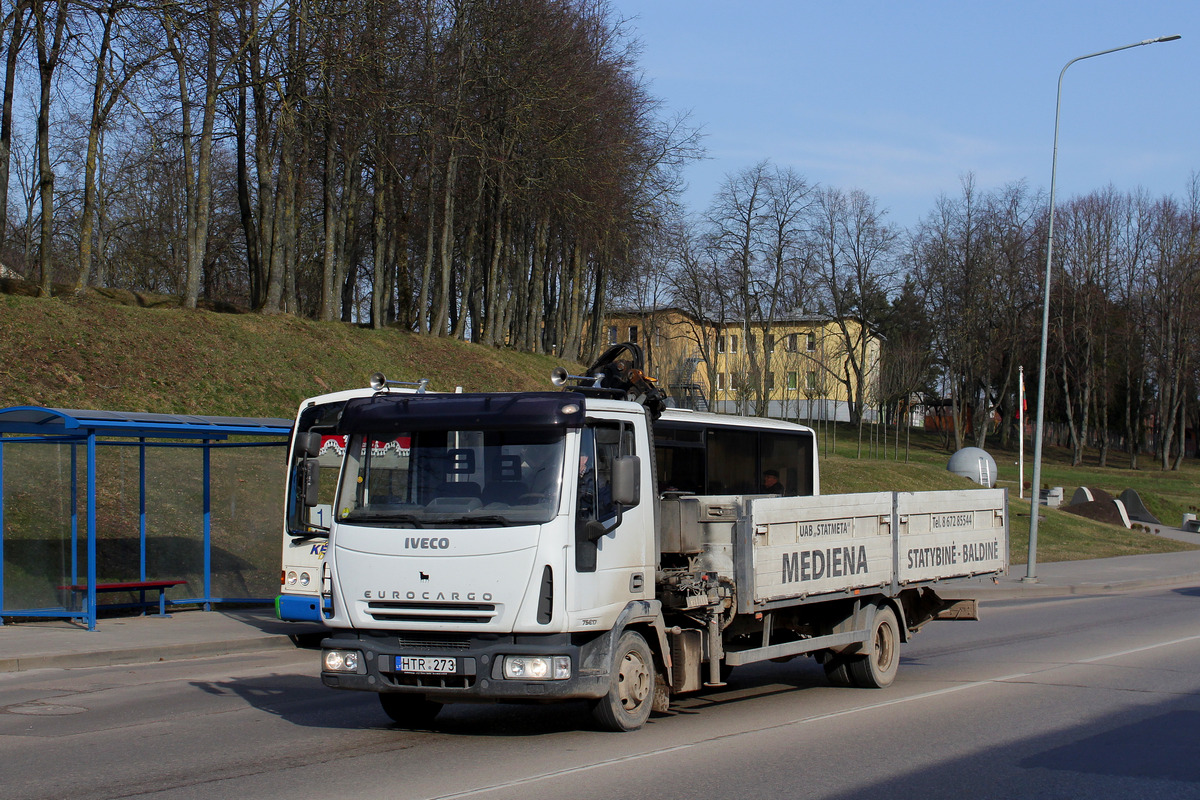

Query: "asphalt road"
<box><xmin>3</xmin><ymin>586</ymin><xmax>1200</xmax><ymax>800</ymax></box>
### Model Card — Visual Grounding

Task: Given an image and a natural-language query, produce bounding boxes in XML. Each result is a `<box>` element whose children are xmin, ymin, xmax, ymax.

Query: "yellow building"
<box><xmin>602</xmin><ymin>308</ymin><xmax>881</xmax><ymax>422</ymax></box>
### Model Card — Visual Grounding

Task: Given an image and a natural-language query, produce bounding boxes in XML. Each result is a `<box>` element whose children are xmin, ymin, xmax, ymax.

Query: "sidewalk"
<box><xmin>0</xmin><ymin>607</ymin><xmax>326</xmax><ymax>673</ymax></box>
<box><xmin>5</xmin><ymin>537</ymin><xmax>1200</xmax><ymax>674</ymax></box>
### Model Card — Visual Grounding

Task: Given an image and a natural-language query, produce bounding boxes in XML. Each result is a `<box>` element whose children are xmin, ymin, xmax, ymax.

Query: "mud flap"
<box><xmin>932</xmin><ymin>598</ymin><xmax>980</xmax><ymax>620</ymax></box>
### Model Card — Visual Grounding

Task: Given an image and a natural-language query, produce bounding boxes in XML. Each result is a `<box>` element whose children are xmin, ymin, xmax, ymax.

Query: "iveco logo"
<box><xmin>405</xmin><ymin>536</ymin><xmax>451</xmax><ymax>550</ymax></box>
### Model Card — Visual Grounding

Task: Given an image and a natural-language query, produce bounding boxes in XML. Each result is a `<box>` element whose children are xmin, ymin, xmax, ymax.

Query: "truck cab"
<box><xmin>318</xmin><ymin>390</ymin><xmax>665</xmax><ymax>729</ymax></box>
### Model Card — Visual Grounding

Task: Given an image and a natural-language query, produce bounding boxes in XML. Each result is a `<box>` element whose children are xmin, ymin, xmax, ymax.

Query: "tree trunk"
<box><xmin>33</xmin><ymin>0</ymin><xmax>67</xmax><ymax>297</ymax></box>
<box><xmin>76</xmin><ymin>1</ymin><xmax>116</xmax><ymax>290</ymax></box>
<box><xmin>0</xmin><ymin>2</ymin><xmax>24</xmax><ymax>258</ymax></box>
<box><xmin>431</xmin><ymin>149</ymin><xmax>458</xmax><ymax>335</ymax></box>
<box><xmin>370</xmin><ymin>177</ymin><xmax>388</xmax><ymax>329</ymax></box>
<box><xmin>235</xmin><ymin>76</ymin><xmax>261</xmax><ymax>305</ymax></box>
<box><xmin>183</xmin><ymin>1</ymin><xmax>218</xmax><ymax>309</ymax></box>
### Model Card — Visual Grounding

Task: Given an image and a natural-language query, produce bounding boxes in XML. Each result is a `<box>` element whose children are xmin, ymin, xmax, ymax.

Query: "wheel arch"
<box><xmin>879</xmin><ymin>594</ymin><xmax>911</xmax><ymax>644</ymax></box>
<box><xmin>585</xmin><ymin>600</ymin><xmax>673</xmax><ymax>687</ymax></box>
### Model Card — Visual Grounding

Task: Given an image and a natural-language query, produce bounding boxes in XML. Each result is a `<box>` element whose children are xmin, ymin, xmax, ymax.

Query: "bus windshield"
<box><xmin>335</xmin><ymin>428</ymin><xmax>565</xmax><ymax>528</ymax></box>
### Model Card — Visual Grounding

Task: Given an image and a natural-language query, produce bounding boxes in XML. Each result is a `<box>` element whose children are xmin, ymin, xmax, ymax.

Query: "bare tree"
<box><xmin>74</xmin><ymin>0</ymin><xmax>160</xmax><ymax>290</ymax></box>
<box><xmin>811</xmin><ymin>185</ymin><xmax>897</xmax><ymax>445</ymax></box>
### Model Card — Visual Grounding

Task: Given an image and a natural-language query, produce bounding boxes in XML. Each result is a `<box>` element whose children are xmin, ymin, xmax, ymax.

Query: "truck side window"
<box><xmin>576</xmin><ymin>421</ymin><xmax>632</xmax><ymax>571</ymax></box>
<box><xmin>578</xmin><ymin>426</ymin><xmax>615</xmax><ymax>523</ymax></box>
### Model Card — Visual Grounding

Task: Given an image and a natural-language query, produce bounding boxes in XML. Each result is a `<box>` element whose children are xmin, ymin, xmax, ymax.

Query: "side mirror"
<box><xmin>611</xmin><ymin>456</ymin><xmax>640</xmax><ymax>507</ymax></box>
<box><xmin>294</xmin><ymin>431</ymin><xmax>322</xmax><ymax>458</ymax></box>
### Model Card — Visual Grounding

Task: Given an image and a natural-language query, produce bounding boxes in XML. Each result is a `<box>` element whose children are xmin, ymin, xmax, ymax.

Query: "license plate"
<box><xmin>396</xmin><ymin>656</ymin><xmax>457</xmax><ymax>674</ymax></box>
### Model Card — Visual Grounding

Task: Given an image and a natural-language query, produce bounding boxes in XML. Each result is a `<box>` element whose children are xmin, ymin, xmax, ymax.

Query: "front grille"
<box><xmin>366</xmin><ymin>601</ymin><xmax>498</xmax><ymax>624</ymax></box>
<box><xmin>396</xmin><ymin>635</ymin><xmax>472</xmax><ymax>651</ymax></box>
<box><xmin>387</xmin><ymin>673</ymin><xmax>475</xmax><ymax>689</ymax></box>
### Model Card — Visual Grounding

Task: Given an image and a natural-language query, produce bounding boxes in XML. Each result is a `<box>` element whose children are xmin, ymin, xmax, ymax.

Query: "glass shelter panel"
<box><xmin>1</xmin><ymin>442</ymin><xmax>79</xmax><ymax>612</ymax></box>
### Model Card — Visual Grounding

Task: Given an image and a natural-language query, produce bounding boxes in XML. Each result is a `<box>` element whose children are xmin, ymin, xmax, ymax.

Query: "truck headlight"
<box><xmin>324</xmin><ymin>650</ymin><xmax>361</xmax><ymax>673</ymax></box>
<box><xmin>503</xmin><ymin>655</ymin><xmax>570</xmax><ymax>680</ymax></box>
<box><xmin>286</xmin><ymin>571</ymin><xmax>298</xmax><ymax>586</ymax></box>
<box><xmin>299</xmin><ymin>571</ymin><xmax>311</xmax><ymax>587</ymax></box>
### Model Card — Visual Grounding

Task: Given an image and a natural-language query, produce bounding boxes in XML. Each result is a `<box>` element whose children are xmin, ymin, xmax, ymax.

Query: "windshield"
<box><xmin>336</xmin><ymin>428</ymin><xmax>566</xmax><ymax>528</ymax></box>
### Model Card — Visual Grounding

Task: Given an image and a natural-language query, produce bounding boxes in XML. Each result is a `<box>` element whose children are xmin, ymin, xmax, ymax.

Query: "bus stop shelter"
<box><xmin>0</xmin><ymin>406</ymin><xmax>292</xmax><ymax>630</ymax></box>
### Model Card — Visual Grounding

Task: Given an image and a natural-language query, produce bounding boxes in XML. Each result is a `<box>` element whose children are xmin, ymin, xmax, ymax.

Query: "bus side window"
<box><xmin>706</xmin><ymin>428</ymin><xmax>758</xmax><ymax>495</ymax></box>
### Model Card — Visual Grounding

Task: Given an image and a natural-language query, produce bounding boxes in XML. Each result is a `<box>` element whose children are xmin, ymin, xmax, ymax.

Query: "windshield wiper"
<box><xmin>345</xmin><ymin>511</ymin><xmax>425</xmax><ymax>527</ymax></box>
<box><xmin>439</xmin><ymin>514</ymin><xmax>517</xmax><ymax>527</ymax></box>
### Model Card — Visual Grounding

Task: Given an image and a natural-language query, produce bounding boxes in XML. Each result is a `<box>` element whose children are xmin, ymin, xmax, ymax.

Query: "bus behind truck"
<box><xmin>277</xmin><ymin>379</ymin><xmax>429</xmax><ymax>623</ymax></box>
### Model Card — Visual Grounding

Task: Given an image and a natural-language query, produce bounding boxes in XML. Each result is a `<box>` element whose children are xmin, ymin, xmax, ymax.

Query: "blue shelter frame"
<box><xmin>0</xmin><ymin>406</ymin><xmax>292</xmax><ymax>630</ymax></box>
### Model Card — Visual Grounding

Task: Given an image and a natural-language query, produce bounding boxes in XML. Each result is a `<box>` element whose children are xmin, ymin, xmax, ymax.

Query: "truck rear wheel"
<box><xmin>592</xmin><ymin>631</ymin><xmax>655</xmax><ymax>732</ymax></box>
<box><xmin>822</xmin><ymin>653</ymin><xmax>858</xmax><ymax>687</ymax></box>
<box><xmin>847</xmin><ymin>605</ymin><xmax>900</xmax><ymax>688</ymax></box>
<box><xmin>379</xmin><ymin>693</ymin><xmax>443</xmax><ymax>727</ymax></box>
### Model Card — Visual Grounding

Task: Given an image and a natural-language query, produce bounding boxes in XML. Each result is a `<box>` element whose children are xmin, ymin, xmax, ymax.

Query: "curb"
<box><xmin>0</xmin><ymin>634</ymin><xmax>298</xmax><ymax>674</ymax></box>
<box><xmin>948</xmin><ymin>571</ymin><xmax>1200</xmax><ymax>601</ymax></box>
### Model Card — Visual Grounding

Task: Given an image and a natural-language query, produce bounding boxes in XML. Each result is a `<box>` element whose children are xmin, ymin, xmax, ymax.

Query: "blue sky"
<box><xmin>608</xmin><ymin>1</ymin><xmax>1197</xmax><ymax>231</ymax></box>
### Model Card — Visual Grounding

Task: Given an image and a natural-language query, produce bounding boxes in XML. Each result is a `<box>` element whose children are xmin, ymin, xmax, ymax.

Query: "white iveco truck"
<box><xmin>287</xmin><ymin>344</ymin><xmax>1007</xmax><ymax>731</ymax></box>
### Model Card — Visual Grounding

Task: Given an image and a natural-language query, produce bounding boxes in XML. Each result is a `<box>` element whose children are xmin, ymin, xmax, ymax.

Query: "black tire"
<box><xmin>847</xmin><ymin>605</ymin><xmax>900</xmax><ymax>689</ymax></box>
<box><xmin>378</xmin><ymin>692</ymin><xmax>443</xmax><ymax>727</ymax></box>
<box><xmin>592</xmin><ymin>631</ymin><xmax>655</xmax><ymax>732</ymax></box>
<box><xmin>822</xmin><ymin>653</ymin><xmax>858</xmax><ymax>687</ymax></box>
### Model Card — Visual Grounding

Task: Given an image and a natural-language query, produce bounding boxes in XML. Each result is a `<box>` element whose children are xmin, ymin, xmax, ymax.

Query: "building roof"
<box><xmin>607</xmin><ymin>306</ymin><xmax>844</xmax><ymax>327</ymax></box>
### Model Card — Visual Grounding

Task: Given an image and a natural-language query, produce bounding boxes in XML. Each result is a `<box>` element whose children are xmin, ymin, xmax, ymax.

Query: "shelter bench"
<box><xmin>59</xmin><ymin>580</ymin><xmax>186</xmax><ymax>617</ymax></box>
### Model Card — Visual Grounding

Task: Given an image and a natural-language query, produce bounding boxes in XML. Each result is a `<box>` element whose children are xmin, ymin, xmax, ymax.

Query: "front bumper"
<box><xmin>320</xmin><ymin>630</ymin><xmax>613</xmax><ymax>702</ymax></box>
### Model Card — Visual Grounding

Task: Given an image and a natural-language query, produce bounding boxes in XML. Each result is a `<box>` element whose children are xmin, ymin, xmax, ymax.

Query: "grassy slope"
<box><xmin>1</xmin><ymin>290</ymin><xmax>1195</xmax><ymax>566</ymax></box>
<box><xmin>0</xmin><ymin>292</ymin><xmax>574</xmax><ymax>415</ymax></box>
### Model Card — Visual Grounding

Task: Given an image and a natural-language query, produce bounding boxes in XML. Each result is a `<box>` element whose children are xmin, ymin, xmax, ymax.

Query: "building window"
<box><xmin>608</xmin><ymin>326</ymin><xmax>618</xmax><ymax>345</ymax></box>
<box><xmin>730</xmin><ymin>335</ymin><xmax>739</xmax><ymax>354</ymax></box>
<box><xmin>716</xmin><ymin>335</ymin><xmax>725</xmax><ymax>354</ymax></box>
<box><xmin>787</xmin><ymin>371</ymin><xmax>797</xmax><ymax>390</ymax></box>
<box><xmin>716</xmin><ymin>372</ymin><xmax>725</xmax><ymax>390</ymax></box>
<box><xmin>629</xmin><ymin>325</ymin><xmax>638</xmax><ymax>343</ymax></box>
<box><xmin>806</xmin><ymin>332</ymin><xmax>816</xmax><ymax>352</ymax></box>
<box><xmin>787</xmin><ymin>333</ymin><xmax>797</xmax><ymax>352</ymax></box>
<box><xmin>766</xmin><ymin>334</ymin><xmax>775</xmax><ymax>353</ymax></box>
<box><xmin>765</xmin><ymin>372</ymin><xmax>775</xmax><ymax>392</ymax></box>
<box><xmin>806</xmin><ymin>371</ymin><xmax>817</xmax><ymax>391</ymax></box>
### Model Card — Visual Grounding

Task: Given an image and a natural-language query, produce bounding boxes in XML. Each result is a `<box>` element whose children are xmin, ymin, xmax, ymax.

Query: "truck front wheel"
<box><xmin>847</xmin><ymin>605</ymin><xmax>900</xmax><ymax>688</ymax></box>
<box><xmin>379</xmin><ymin>693</ymin><xmax>443</xmax><ymax>728</ymax></box>
<box><xmin>592</xmin><ymin>631</ymin><xmax>655</xmax><ymax>731</ymax></box>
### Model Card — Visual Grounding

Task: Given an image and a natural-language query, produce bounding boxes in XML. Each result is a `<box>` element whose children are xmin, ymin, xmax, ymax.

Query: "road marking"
<box><xmin>429</xmin><ymin>633</ymin><xmax>1200</xmax><ymax>799</ymax></box>
<box><xmin>1077</xmin><ymin>633</ymin><xmax>1200</xmax><ymax>663</ymax></box>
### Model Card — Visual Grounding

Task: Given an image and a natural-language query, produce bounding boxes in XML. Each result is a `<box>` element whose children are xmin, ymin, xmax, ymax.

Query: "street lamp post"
<box><xmin>1025</xmin><ymin>35</ymin><xmax>1180</xmax><ymax>582</ymax></box>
